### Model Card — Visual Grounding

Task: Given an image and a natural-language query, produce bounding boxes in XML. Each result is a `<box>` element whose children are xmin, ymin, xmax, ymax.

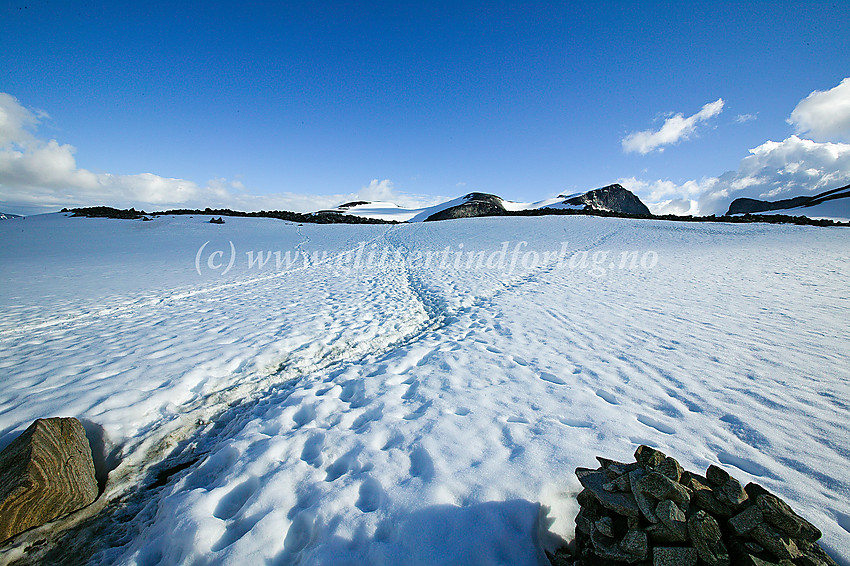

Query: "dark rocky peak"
<box><xmin>424</xmin><ymin>192</ymin><xmax>507</xmax><ymax>222</ymax></box>
<box><xmin>563</xmin><ymin>184</ymin><xmax>651</xmax><ymax>216</ymax></box>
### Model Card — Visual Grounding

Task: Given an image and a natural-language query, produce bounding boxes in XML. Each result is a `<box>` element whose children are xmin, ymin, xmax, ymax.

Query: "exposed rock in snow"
<box><xmin>0</xmin><ymin>418</ymin><xmax>98</xmax><ymax>543</ymax></box>
<box><xmin>423</xmin><ymin>192</ymin><xmax>507</xmax><ymax>221</ymax></box>
<box><xmin>561</xmin><ymin>184</ymin><xmax>652</xmax><ymax>216</ymax></box>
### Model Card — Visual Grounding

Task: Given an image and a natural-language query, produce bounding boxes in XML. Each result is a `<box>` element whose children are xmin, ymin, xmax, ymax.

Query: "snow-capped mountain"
<box><xmin>318</xmin><ymin>184</ymin><xmax>649</xmax><ymax>222</ymax></box>
<box><xmin>0</xmin><ymin>212</ymin><xmax>22</xmax><ymax>220</ymax></box>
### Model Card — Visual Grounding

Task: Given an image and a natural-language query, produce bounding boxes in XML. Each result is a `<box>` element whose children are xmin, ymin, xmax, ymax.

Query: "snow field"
<box><xmin>0</xmin><ymin>214</ymin><xmax>848</xmax><ymax>564</ymax></box>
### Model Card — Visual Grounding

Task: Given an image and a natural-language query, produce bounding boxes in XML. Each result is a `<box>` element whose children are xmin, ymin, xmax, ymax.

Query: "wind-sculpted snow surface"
<box><xmin>0</xmin><ymin>214</ymin><xmax>848</xmax><ymax>564</ymax></box>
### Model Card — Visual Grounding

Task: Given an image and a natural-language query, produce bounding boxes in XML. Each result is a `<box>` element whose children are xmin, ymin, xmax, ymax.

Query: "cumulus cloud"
<box><xmin>788</xmin><ymin>77</ymin><xmax>850</xmax><ymax>141</ymax></box>
<box><xmin>621</xmin><ymin>135</ymin><xmax>850</xmax><ymax>215</ymax></box>
<box><xmin>0</xmin><ymin>93</ymin><xmax>226</xmax><ymax>212</ymax></box>
<box><xmin>0</xmin><ymin>93</ymin><xmax>40</xmax><ymax>146</ymax></box>
<box><xmin>622</xmin><ymin>98</ymin><xmax>725</xmax><ymax>154</ymax></box>
<box><xmin>0</xmin><ymin>93</ymin><xmax>444</xmax><ymax>214</ymax></box>
<box><xmin>618</xmin><ymin>176</ymin><xmax>713</xmax><ymax>215</ymax></box>
<box><xmin>353</xmin><ymin>179</ymin><xmax>443</xmax><ymax>208</ymax></box>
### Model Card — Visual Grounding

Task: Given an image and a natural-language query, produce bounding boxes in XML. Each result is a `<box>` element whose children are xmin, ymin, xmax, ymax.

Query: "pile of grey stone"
<box><xmin>548</xmin><ymin>445</ymin><xmax>837</xmax><ymax>566</ymax></box>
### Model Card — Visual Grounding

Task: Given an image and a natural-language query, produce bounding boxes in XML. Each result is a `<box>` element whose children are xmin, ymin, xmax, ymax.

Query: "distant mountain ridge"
<box><xmin>55</xmin><ymin>182</ymin><xmax>850</xmax><ymax>229</ymax></box>
<box><xmin>321</xmin><ymin>184</ymin><xmax>652</xmax><ymax>222</ymax></box>
<box><xmin>726</xmin><ymin>184</ymin><xmax>850</xmax><ymax>216</ymax></box>
<box><xmin>0</xmin><ymin>212</ymin><xmax>22</xmax><ymax>220</ymax></box>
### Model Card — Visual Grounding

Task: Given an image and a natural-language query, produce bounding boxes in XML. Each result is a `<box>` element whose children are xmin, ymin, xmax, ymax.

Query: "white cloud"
<box><xmin>0</xmin><ymin>93</ymin><xmax>221</xmax><ymax>211</ymax></box>
<box><xmin>621</xmin><ymin>135</ymin><xmax>850</xmax><ymax>215</ymax></box>
<box><xmin>622</xmin><ymin>98</ymin><xmax>725</xmax><ymax>154</ymax></box>
<box><xmin>735</xmin><ymin>113</ymin><xmax>757</xmax><ymax>124</ymax></box>
<box><xmin>0</xmin><ymin>93</ymin><xmax>445</xmax><ymax>214</ymax></box>
<box><xmin>618</xmin><ymin>176</ymin><xmax>716</xmax><ymax>216</ymax></box>
<box><xmin>788</xmin><ymin>77</ymin><xmax>850</xmax><ymax>141</ymax></box>
<box><xmin>649</xmin><ymin>198</ymin><xmax>701</xmax><ymax>216</ymax></box>
<box><xmin>0</xmin><ymin>93</ymin><xmax>40</xmax><ymax>146</ymax></box>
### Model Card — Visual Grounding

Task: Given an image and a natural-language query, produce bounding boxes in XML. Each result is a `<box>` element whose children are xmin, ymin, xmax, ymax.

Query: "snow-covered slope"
<box><xmin>500</xmin><ymin>197</ymin><xmax>574</xmax><ymax>211</ymax></box>
<box><xmin>318</xmin><ymin>201</ymin><xmax>426</xmax><ymax>222</ymax></box>
<box><xmin>729</xmin><ymin>184</ymin><xmax>850</xmax><ymax>221</ymax></box>
<box><xmin>1</xmin><ymin>213</ymin><xmax>848</xmax><ymax>564</ymax></box>
<box><xmin>328</xmin><ymin>185</ymin><xmax>647</xmax><ymax>222</ymax></box>
<box><xmin>323</xmin><ymin>194</ymin><xmax>581</xmax><ymax>222</ymax></box>
<box><xmin>794</xmin><ymin>196</ymin><xmax>850</xmax><ymax>220</ymax></box>
<box><xmin>753</xmin><ymin>196</ymin><xmax>850</xmax><ymax>221</ymax></box>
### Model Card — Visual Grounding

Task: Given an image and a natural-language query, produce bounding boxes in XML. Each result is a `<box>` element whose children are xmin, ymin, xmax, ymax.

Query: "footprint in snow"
<box><xmin>403</xmin><ymin>400</ymin><xmax>432</xmax><ymax>420</ymax></box>
<box><xmin>300</xmin><ymin>433</ymin><xmax>325</xmax><ymax>467</ymax></box>
<box><xmin>314</xmin><ymin>386</ymin><xmax>333</xmax><ymax>397</ymax></box>
<box><xmin>596</xmin><ymin>389</ymin><xmax>619</xmax><ymax>405</ymax></box>
<box><xmin>325</xmin><ymin>448</ymin><xmax>360</xmax><ymax>482</ymax></box>
<box><xmin>402</xmin><ymin>380</ymin><xmax>420</xmax><ymax>400</ymax></box>
<box><xmin>283</xmin><ymin>511</ymin><xmax>315</xmax><ymax>553</ymax></box>
<box><xmin>636</xmin><ymin>414</ymin><xmax>676</xmax><ymax>435</ymax></box>
<box><xmin>339</xmin><ymin>379</ymin><xmax>368</xmax><ymax>408</ymax></box>
<box><xmin>365</xmin><ymin>363</ymin><xmax>390</xmax><ymax>377</ymax></box>
<box><xmin>416</xmin><ymin>350</ymin><xmax>436</xmax><ymax>366</ymax></box>
<box><xmin>292</xmin><ymin>403</ymin><xmax>316</xmax><ymax>428</ymax></box>
<box><xmin>500</xmin><ymin>425</ymin><xmax>526</xmax><ymax>460</ymax></box>
<box><xmin>211</xmin><ymin>512</ymin><xmax>266</xmax><ymax>552</ymax></box>
<box><xmin>351</xmin><ymin>404</ymin><xmax>383</xmax><ymax>431</ymax></box>
<box><xmin>717</xmin><ymin>451</ymin><xmax>771</xmax><ymax>478</ymax></box>
<box><xmin>261</xmin><ymin>421</ymin><xmax>282</xmax><ymax>436</ymax></box>
<box><xmin>409</xmin><ymin>446</ymin><xmax>435</xmax><ymax>481</ymax></box>
<box><xmin>559</xmin><ymin>417</ymin><xmax>593</xmax><ymax>428</ymax></box>
<box><xmin>355</xmin><ymin>477</ymin><xmax>385</xmax><ymax>513</ymax></box>
<box><xmin>539</xmin><ymin>372</ymin><xmax>567</xmax><ymax>385</ymax></box>
<box><xmin>719</xmin><ymin>414</ymin><xmax>770</xmax><ymax>450</ymax></box>
<box><xmin>213</xmin><ymin>477</ymin><xmax>260</xmax><ymax>520</ymax></box>
<box><xmin>380</xmin><ymin>430</ymin><xmax>405</xmax><ymax>451</ymax></box>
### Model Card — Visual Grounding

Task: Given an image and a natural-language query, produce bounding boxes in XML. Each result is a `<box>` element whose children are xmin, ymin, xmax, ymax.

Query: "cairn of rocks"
<box><xmin>548</xmin><ymin>445</ymin><xmax>837</xmax><ymax>566</ymax></box>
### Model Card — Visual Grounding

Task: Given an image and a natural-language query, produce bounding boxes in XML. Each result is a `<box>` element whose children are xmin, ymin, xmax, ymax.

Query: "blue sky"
<box><xmin>1</xmin><ymin>1</ymin><xmax>849</xmax><ymax>215</ymax></box>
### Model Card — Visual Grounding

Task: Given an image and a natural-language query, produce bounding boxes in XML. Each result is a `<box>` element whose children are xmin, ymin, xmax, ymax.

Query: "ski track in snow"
<box><xmin>0</xmin><ymin>214</ymin><xmax>849</xmax><ymax>564</ymax></box>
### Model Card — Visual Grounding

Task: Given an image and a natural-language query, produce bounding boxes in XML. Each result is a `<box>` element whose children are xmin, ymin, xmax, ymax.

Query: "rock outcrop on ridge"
<box><xmin>548</xmin><ymin>445</ymin><xmax>837</xmax><ymax>566</ymax></box>
<box><xmin>0</xmin><ymin>417</ymin><xmax>99</xmax><ymax>543</ymax></box>
<box><xmin>423</xmin><ymin>186</ymin><xmax>654</xmax><ymax>222</ymax></box>
<box><xmin>561</xmin><ymin>184</ymin><xmax>652</xmax><ymax>216</ymax></box>
<box><xmin>424</xmin><ymin>192</ymin><xmax>508</xmax><ymax>221</ymax></box>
